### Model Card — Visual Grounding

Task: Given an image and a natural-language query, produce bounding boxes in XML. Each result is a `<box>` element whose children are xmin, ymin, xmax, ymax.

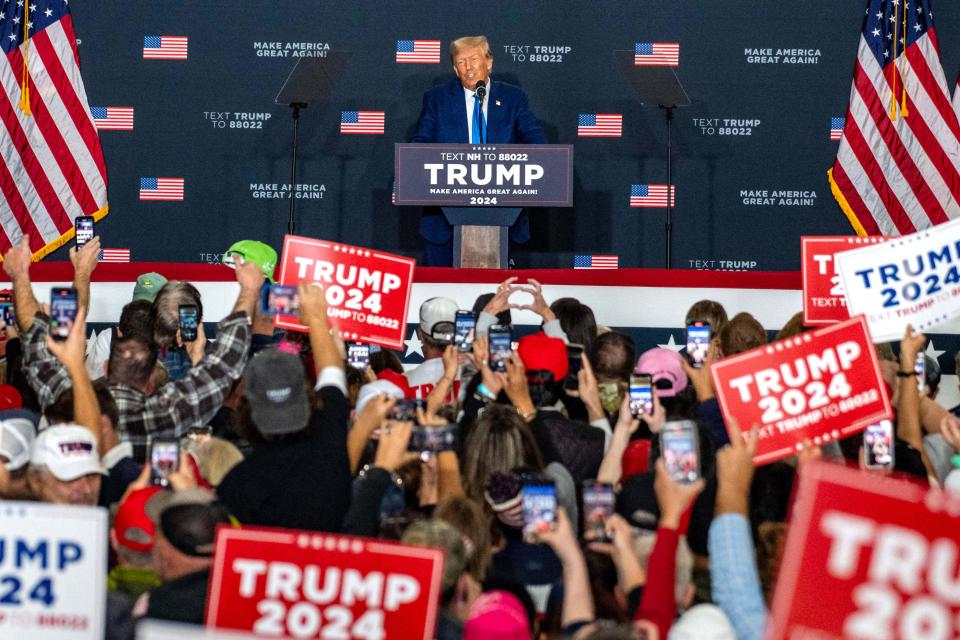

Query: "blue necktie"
<box><xmin>472</xmin><ymin>93</ymin><xmax>486</xmax><ymax>144</ymax></box>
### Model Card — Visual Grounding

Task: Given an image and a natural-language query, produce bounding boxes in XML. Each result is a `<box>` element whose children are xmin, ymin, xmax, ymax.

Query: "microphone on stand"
<box><xmin>475</xmin><ymin>80</ymin><xmax>486</xmax><ymax>143</ymax></box>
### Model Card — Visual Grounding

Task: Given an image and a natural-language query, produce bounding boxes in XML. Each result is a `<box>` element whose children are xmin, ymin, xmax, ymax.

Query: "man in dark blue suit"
<box><xmin>412</xmin><ymin>35</ymin><xmax>547</xmax><ymax>266</ymax></box>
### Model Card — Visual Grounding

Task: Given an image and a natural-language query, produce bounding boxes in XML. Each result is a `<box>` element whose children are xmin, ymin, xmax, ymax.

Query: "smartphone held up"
<box><xmin>522</xmin><ymin>481</ymin><xmax>557</xmax><ymax>543</ymax></box>
<box><xmin>660</xmin><ymin>420</ymin><xmax>700</xmax><ymax>484</ymax></box>
<box><xmin>629</xmin><ymin>374</ymin><xmax>654</xmax><ymax>417</ymax></box>
<box><xmin>50</xmin><ymin>287</ymin><xmax>78</xmax><ymax>341</ymax></box>
<box><xmin>685</xmin><ymin>322</ymin><xmax>711</xmax><ymax>368</ymax></box>
<box><xmin>488</xmin><ymin>325</ymin><xmax>512</xmax><ymax>373</ymax></box>
<box><xmin>863</xmin><ymin>420</ymin><xmax>895</xmax><ymax>471</ymax></box>
<box><xmin>74</xmin><ymin>216</ymin><xmax>94</xmax><ymax>249</ymax></box>
<box><xmin>150</xmin><ymin>440</ymin><xmax>180</xmax><ymax>487</ymax></box>
<box><xmin>178</xmin><ymin>305</ymin><xmax>199</xmax><ymax>342</ymax></box>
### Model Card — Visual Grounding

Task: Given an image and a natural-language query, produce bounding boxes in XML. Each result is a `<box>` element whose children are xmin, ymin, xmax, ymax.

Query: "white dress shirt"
<box><xmin>462</xmin><ymin>84</ymin><xmax>490</xmax><ymax>142</ymax></box>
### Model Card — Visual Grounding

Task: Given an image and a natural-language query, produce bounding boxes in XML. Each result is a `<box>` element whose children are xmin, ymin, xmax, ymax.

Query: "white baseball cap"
<box><xmin>419</xmin><ymin>297</ymin><xmax>458</xmax><ymax>335</ymax></box>
<box><xmin>30</xmin><ymin>425</ymin><xmax>105</xmax><ymax>481</ymax></box>
<box><xmin>0</xmin><ymin>416</ymin><xmax>37</xmax><ymax>470</ymax></box>
<box><xmin>355</xmin><ymin>379</ymin><xmax>405</xmax><ymax>416</ymax></box>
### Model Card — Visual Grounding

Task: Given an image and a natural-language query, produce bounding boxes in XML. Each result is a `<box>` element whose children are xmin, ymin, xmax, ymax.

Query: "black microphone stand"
<box><xmin>476</xmin><ymin>84</ymin><xmax>486</xmax><ymax>143</ymax></box>
<box><xmin>287</xmin><ymin>101</ymin><xmax>307</xmax><ymax>235</ymax></box>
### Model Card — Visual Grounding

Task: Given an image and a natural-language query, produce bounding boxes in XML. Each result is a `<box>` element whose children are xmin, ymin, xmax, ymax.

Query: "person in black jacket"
<box><xmin>216</xmin><ymin>283</ymin><xmax>351</xmax><ymax>532</ymax></box>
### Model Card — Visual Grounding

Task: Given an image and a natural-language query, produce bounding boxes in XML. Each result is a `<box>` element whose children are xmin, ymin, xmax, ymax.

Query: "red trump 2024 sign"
<box><xmin>276</xmin><ymin>235</ymin><xmax>415</xmax><ymax>349</ymax></box>
<box><xmin>710</xmin><ymin>315</ymin><xmax>891</xmax><ymax>465</ymax></box>
<box><xmin>801</xmin><ymin>236</ymin><xmax>889</xmax><ymax>326</ymax></box>
<box><xmin>769</xmin><ymin>461</ymin><xmax>960</xmax><ymax>639</ymax></box>
<box><xmin>206</xmin><ymin>526</ymin><xmax>444</xmax><ymax>640</ymax></box>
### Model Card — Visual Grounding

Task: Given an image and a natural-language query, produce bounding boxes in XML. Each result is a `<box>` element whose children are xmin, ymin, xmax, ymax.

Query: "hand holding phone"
<box><xmin>863</xmin><ymin>420</ymin><xmax>895</xmax><ymax>470</ymax></box>
<box><xmin>50</xmin><ymin>287</ymin><xmax>78</xmax><ymax>341</ymax></box>
<box><xmin>629</xmin><ymin>374</ymin><xmax>654</xmax><ymax>417</ymax></box>
<box><xmin>488</xmin><ymin>325</ymin><xmax>512</xmax><ymax>373</ymax></box>
<box><xmin>582</xmin><ymin>481</ymin><xmax>615</xmax><ymax>542</ymax></box>
<box><xmin>262</xmin><ymin>284</ymin><xmax>301</xmax><ymax>316</ymax></box>
<box><xmin>150</xmin><ymin>440</ymin><xmax>180</xmax><ymax>487</ymax></box>
<box><xmin>389</xmin><ymin>399</ymin><xmax>425</xmax><ymax>423</ymax></box>
<box><xmin>564</xmin><ymin>344</ymin><xmax>584</xmax><ymax>390</ymax></box>
<box><xmin>178</xmin><ymin>304</ymin><xmax>199</xmax><ymax>342</ymax></box>
<box><xmin>660</xmin><ymin>420</ymin><xmax>700</xmax><ymax>484</ymax></box>
<box><xmin>347</xmin><ymin>343</ymin><xmax>370</xmax><ymax>370</ymax></box>
<box><xmin>685</xmin><ymin>322</ymin><xmax>711</xmax><ymax>368</ymax></box>
<box><xmin>915</xmin><ymin>357</ymin><xmax>926</xmax><ymax>393</ymax></box>
<box><xmin>408</xmin><ymin>423</ymin><xmax>457</xmax><ymax>453</ymax></box>
<box><xmin>522</xmin><ymin>482</ymin><xmax>557</xmax><ymax>543</ymax></box>
<box><xmin>454</xmin><ymin>310</ymin><xmax>477</xmax><ymax>354</ymax></box>
<box><xmin>74</xmin><ymin>216</ymin><xmax>94</xmax><ymax>249</ymax></box>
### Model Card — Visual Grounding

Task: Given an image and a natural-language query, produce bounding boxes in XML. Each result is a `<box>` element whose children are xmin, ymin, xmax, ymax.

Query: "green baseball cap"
<box><xmin>223</xmin><ymin>240</ymin><xmax>277</xmax><ymax>283</ymax></box>
<box><xmin>132</xmin><ymin>272</ymin><xmax>168</xmax><ymax>303</ymax></box>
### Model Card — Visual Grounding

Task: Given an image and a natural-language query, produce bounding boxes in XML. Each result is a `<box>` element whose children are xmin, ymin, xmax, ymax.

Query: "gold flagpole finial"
<box><xmin>17</xmin><ymin>0</ymin><xmax>31</xmax><ymax>115</ymax></box>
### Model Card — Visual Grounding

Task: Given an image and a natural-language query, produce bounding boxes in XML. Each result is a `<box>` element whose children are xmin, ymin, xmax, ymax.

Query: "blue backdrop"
<box><xmin>56</xmin><ymin>1</ymin><xmax>960</xmax><ymax>270</ymax></box>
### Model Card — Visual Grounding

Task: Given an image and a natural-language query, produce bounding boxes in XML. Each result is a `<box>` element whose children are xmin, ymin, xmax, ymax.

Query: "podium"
<box><xmin>395</xmin><ymin>143</ymin><xmax>574</xmax><ymax>268</ymax></box>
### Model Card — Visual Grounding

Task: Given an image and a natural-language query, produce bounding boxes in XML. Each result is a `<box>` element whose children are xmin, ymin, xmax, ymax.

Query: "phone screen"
<box><xmin>522</xmin><ymin>482</ymin><xmax>556</xmax><ymax>543</ymax></box>
<box><xmin>661</xmin><ymin>420</ymin><xmax>700</xmax><ymax>484</ymax></box>
<box><xmin>915</xmin><ymin>357</ymin><xmax>925</xmax><ymax>393</ymax></box>
<box><xmin>686</xmin><ymin>322</ymin><xmax>711</xmax><ymax>367</ymax></box>
<box><xmin>389</xmin><ymin>399</ymin><xmax>425</xmax><ymax>423</ymax></box>
<box><xmin>50</xmin><ymin>288</ymin><xmax>78</xmax><ymax>341</ymax></box>
<box><xmin>582</xmin><ymin>481</ymin><xmax>615</xmax><ymax>542</ymax></box>
<box><xmin>629</xmin><ymin>374</ymin><xmax>654</xmax><ymax>417</ymax></box>
<box><xmin>178</xmin><ymin>305</ymin><xmax>199</xmax><ymax>342</ymax></box>
<box><xmin>488</xmin><ymin>326</ymin><xmax>512</xmax><ymax>373</ymax></box>
<box><xmin>0</xmin><ymin>303</ymin><xmax>13</xmax><ymax>328</ymax></box>
<box><xmin>565</xmin><ymin>344</ymin><xmax>584</xmax><ymax>389</ymax></box>
<box><xmin>262</xmin><ymin>284</ymin><xmax>301</xmax><ymax>316</ymax></box>
<box><xmin>408</xmin><ymin>423</ymin><xmax>457</xmax><ymax>453</ymax></box>
<box><xmin>347</xmin><ymin>343</ymin><xmax>370</xmax><ymax>370</ymax></box>
<box><xmin>863</xmin><ymin>420</ymin><xmax>895</xmax><ymax>470</ymax></box>
<box><xmin>75</xmin><ymin>216</ymin><xmax>94</xmax><ymax>249</ymax></box>
<box><xmin>150</xmin><ymin>440</ymin><xmax>180</xmax><ymax>487</ymax></box>
<box><xmin>454</xmin><ymin>311</ymin><xmax>476</xmax><ymax>353</ymax></box>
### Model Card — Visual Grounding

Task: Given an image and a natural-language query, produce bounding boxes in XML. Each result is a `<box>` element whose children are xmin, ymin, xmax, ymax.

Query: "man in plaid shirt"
<box><xmin>4</xmin><ymin>235</ymin><xmax>263</xmax><ymax>463</ymax></box>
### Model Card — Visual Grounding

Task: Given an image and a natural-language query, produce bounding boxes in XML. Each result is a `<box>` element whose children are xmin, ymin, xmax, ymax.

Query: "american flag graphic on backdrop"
<box><xmin>143</xmin><ymin>36</ymin><xmax>188</xmax><ymax>60</ymax></box>
<box><xmin>634</xmin><ymin>42</ymin><xmax>679</xmax><ymax>66</ymax></box>
<box><xmin>340</xmin><ymin>111</ymin><xmax>385</xmax><ymax>134</ymax></box>
<box><xmin>0</xmin><ymin>0</ymin><xmax>109</xmax><ymax>259</ymax></box>
<box><xmin>99</xmin><ymin>248</ymin><xmax>130</xmax><ymax>263</ymax></box>
<box><xmin>630</xmin><ymin>184</ymin><xmax>675</xmax><ymax>208</ymax></box>
<box><xmin>830</xmin><ymin>117</ymin><xmax>845</xmax><ymax>141</ymax></box>
<box><xmin>396</xmin><ymin>40</ymin><xmax>441</xmax><ymax>64</ymax></box>
<box><xmin>139</xmin><ymin>178</ymin><xmax>184</xmax><ymax>201</ymax></box>
<box><xmin>574</xmin><ymin>255</ymin><xmax>619</xmax><ymax>270</ymax></box>
<box><xmin>91</xmin><ymin>107</ymin><xmax>134</xmax><ymax>131</ymax></box>
<box><xmin>578</xmin><ymin>114</ymin><xmax>623</xmax><ymax>138</ymax></box>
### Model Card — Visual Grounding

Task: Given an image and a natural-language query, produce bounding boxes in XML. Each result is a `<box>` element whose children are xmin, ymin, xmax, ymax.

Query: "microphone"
<box><xmin>475</xmin><ymin>81</ymin><xmax>486</xmax><ymax>143</ymax></box>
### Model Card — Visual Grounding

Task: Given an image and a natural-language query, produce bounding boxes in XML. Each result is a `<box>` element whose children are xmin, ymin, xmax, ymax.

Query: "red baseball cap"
<box><xmin>0</xmin><ymin>385</ymin><xmax>23</xmax><ymax>411</ymax></box>
<box><xmin>517</xmin><ymin>333</ymin><xmax>568</xmax><ymax>381</ymax></box>
<box><xmin>113</xmin><ymin>486</ymin><xmax>163</xmax><ymax>553</ymax></box>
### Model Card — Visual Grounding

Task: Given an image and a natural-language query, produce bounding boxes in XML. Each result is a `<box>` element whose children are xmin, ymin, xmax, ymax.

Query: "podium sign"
<box><xmin>394</xmin><ymin>143</ymin><xmax>573</xmax><ymax>207</ymax></box>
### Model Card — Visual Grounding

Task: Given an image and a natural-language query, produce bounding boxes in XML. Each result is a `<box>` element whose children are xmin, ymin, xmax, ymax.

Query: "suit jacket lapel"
<box><xmin>486</xmin><ymin>80</ymin><xmax>502</xmax><ymax>143</ymax></box>
<box><xmin>450</xmin><ymin>80</ymin><xmax>470</xmax><ymax>143</ymax></box>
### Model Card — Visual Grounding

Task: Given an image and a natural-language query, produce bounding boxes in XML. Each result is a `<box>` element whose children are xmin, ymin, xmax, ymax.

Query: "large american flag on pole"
<box><xmin>828</xmin><ymin>0</ymin><xmax>960</xmax><ymax>237</ymax></box>
<box><xmin>0</xmin><ymin>0</ymin><xmax>108</xmax><ymax>259</ymax></box>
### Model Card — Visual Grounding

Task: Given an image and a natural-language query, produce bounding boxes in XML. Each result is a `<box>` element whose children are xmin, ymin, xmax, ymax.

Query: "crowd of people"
<box><xmin>1</xmin><ymin>234</ymin><xmax>958</xmax><ymax>640</ymax></box>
